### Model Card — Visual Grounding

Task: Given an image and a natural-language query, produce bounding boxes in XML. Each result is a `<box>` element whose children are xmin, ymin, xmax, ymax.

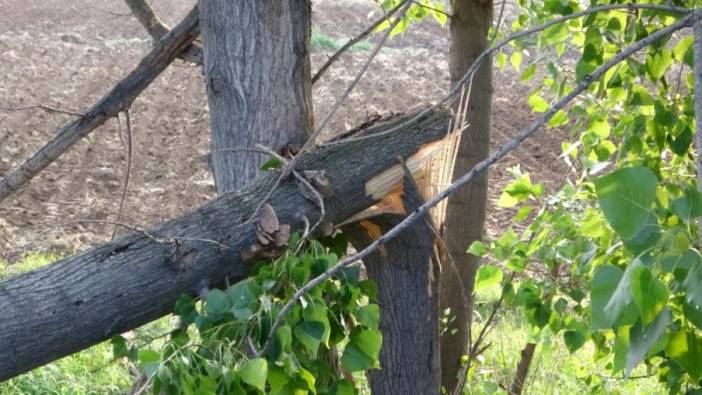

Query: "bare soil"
<box><xmin>0</xmin><ymin>0</ymin><xmax>566</xmax><ymax>262</ymax></box>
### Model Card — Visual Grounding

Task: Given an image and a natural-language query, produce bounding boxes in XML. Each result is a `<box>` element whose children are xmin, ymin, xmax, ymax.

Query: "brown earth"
<box><xmin>0</xmin><ymin>0</ymin><xmax>567</xmax><ymax>263</ymax></box>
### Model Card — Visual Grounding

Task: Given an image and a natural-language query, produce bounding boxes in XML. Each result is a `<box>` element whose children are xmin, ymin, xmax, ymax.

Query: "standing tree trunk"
<box><xmin>345</xmin><ymin>172</ymin><xmax>441</xmax><ymax>395</ymax></box>
<box><xmin>198</xmin><ymin>0</ymin><xmax>314</xmax><ymax>193</ymax></box>
<box><xmin>441</xmin><ymin>0</ymin><xmax>494</xmax><ymax>390</ymax></box>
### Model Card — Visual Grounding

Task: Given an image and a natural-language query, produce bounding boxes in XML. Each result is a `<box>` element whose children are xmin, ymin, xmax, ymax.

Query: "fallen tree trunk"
<box><xmin>0</xmin><ymin>6</ymin><xmax>200</xmax><ymax>202</ymax></box>
<box><xmin>0</xmin><ymin>109</ymin><xmax>450</xmax><ymax>381</ymax></box>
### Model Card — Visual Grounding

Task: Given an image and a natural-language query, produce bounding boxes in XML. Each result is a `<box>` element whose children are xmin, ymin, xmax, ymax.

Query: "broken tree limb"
<box><xmin>124</xmin><ymin>0</ymin><xmax>203</xmax><ymax>64</ymax></box>
<box><xmin>0</xmin><ymin>6</ymin><xmax>200</xmax><ymax>203</ymax></box>
<box><xmin>0</xmin><ymin>108</ymin><xmax>451</xmax><ymax>381</ymax></box>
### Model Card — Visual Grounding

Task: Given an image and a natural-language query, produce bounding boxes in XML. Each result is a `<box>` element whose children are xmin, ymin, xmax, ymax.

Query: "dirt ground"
<box><xmin>0</xmin><ymin>0</ymin><xmax>566</xmax><ymax>262</ymax></box>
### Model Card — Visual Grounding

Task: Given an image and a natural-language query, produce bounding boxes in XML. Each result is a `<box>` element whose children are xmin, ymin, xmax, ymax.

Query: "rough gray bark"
<box><xmin>441</xmin><ymin>0</ymin><xmax>494</xmax><ymax>390</ymax></box>
<box><xmin>345</xmin><ymin>172</ymin><xmax>442</xmax><ymax>395</ymax></box>
<box><xmin>0</xmin><ymin>6</ymin><xmax>200</xmax><ymax>203</ymax></box>
<box><xmin>0</xmin><ymin>108</ymin><xmax>450</xmax><ymax>382</ymax></box>
<box><xmin>198</xmin><ymin>0</ymin><xmax>314</xmax><ymax>193</ymax></box>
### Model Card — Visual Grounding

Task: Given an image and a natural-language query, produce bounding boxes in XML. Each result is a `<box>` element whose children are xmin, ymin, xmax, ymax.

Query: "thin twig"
<box><xmin>63</xmin><ymin>219</ymin><xmax>229</xmax><ymax>250</ymax></box>
<box><xmin>261</xmin><ymin>13</ymin><xmax>697</xmax><ymax>364</ymax></box>
<box><xmin>0</xmin><ymin>104</ymin><xmax>84</xmax><ymax>117</ymax></box>
<box><xmin>291</xmin><ymin>170</ymin><xmax>326</xmax><ymax>251</ymax></box>
<box><xmin>311</xmin><ymin>0</ymin><xmax>410</xmax><ymax>84</ymax></box>
<box><xmin>322</xmin><ymin>3</ymin><xmax>692</xmax><ymax>147</ymax></box>
<box><xmin>410</xmin><ymin>0</ymin><xmax>452</xmax><ymax>18</ymax></box>
<box><xmin>113</xmin><ymin>111</ymin><xmax>134</xmax><ymax>239</ymax></box>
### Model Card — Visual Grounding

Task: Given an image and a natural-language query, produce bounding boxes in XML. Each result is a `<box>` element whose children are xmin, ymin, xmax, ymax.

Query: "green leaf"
<box><xmin>510</xmin><ymin>51</ymin><xmax>523</xmax><ymax>71</ymax></box>
<box><xmin>205</xmin><ymin>289</ymin><xmax>230</xmax><ymax>316</ymax></box>
<box><xmin>475</xmin><ymin>265</ymin><xmax>503</xmax><ymax>293</ymax></box>
<box><xmin>138</xmin><ymin>349</ymin><xmax>160</xmax><ymax>364</ymax></box>
<box><xmin>261</xmin><ymin>157</ymin><xmax>284</xmax><ymax>171</ymax></box>
<box><xmin>589</xmin><ymin>118</ymin><xmax>611</xmax><ymax>138</ymax></box>
<box><xmin>673</xmin><ymin>36</ymin><xmax>693</xmax><ymax>62</ymax></box>
<box><xmin>645</xmin><ymin>49</ymin><xmax>674</xmax><ymax>81</ymax></box>
<box><xmin>341</xmin><ymin>328</ymin><xmax>382</xmax><ymax>372</ymax></box>
<box><xmin>594</xmin><ymin>166</ymin><xmax>657</xmax><ymax>240</ymax></box>
<box><xmin>520</xmin><ymin>63</ymin><xmax>537</xmax><ymax>81</ymax></box>
<box><xmin>683</xmin><ymin>302</ymin><xmax>702</xmax><ymax>331</ymax></box>
<box><xmin>591</xmin><ymin>265</ymin><xmax>623</xmax><ymax>330</ymax></box>
<box><xmin>564</xmin><ymin>329</ymin><xmax>587</xmax><ymax>353</ymax></box>
<box><xmin>604</xmin><ymin>260</ymin><xmax>642</xmax><ymax>329</ymax></box>
<box><xmin>467</xmin><ymin>241</ymin><xmax>488</xmax><ymax>257</ymax></box>
<box><xmin>541</xmin><ymin>23</ymin><xmax>569</xmax><ymax>45</ymax></box>
<box><xmin>356</xmin><ymin>304</ymin><xmax>380</xmax><ymax>329</ymax></box>
<box><xmin>328</xmin><ymin>379</ymin><xmax>356</xmax><ymax>395</ymax></box>
<box><xmin>111</xmin><ymin>335</ymin><xmax>128</xmax><ymax>359</ymax></box>
<box><xmin>630</xmin><ymin>266</ymin><xmax>669</xmax><ymax>325</ymax></box>
<box><xmin>227</xmin><ymin>280</ymin><xmax>256</xmax><ymax>320</ymax></box>
<box><xmin>684</xmin><ymin>262</ymin><xmax>702</xmax><ymax>308</ymax></box>
<box><xmin>666</xmin><ymin>331</ymin><xmax>702</xmax><ymax>381</ymax></box>
<box><xmin>267</xmin><ymin>366</ymin><xmax>290</xmax><ymax>394</ymax></box>
<box><xmin>528</xmin><ymin>94</ymin><xmax>549</xmax><ymax>113</ymax></box>
<box><xmin>268</xmin><ymin>325</ymin><xmax>292</xmax><ymax>360</ymax></box>
<box><xmin>496</xmin><ymin>52</ymin><xmax>507</xmax><ymax>71</ymax></box>
<box><xmin>548</xmin><ymin>110</ymin><xmax>569</xmax><ymax>128</ymax></box>
<box><xmin>294</xmin><ymin>321</ymin><xmax>326</xmax><ymax>355</ymax></box>
<box><xmin>626</xmin><ymin>309</ymin><xmax>671</xmax><ymax>376</ymax></box>
<box><xmin>240</xmin><ymin>358</ymin><xmax>267</xmax><ymax>392</ymax></box>
<box><xmin>671</xmin><ymin>188</ymin><xmax>702</xmax><ymax>222</ymax></box>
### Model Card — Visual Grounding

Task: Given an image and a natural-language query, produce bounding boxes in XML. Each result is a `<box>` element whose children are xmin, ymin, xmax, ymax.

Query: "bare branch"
<box><xmin>311</xmin><ymin>0</ymin><xmax>410</xmax><ymax>84</ymax></box>
<box><xmin>0</xmin><ymin>104</ymin><xmax>84</xmax><ymax>118</ymax></box>
<box><xmin>0</xmin><ymin>6</ymin><xmax>200</xmax><ymax>203</ymax></box>
<box><xmin>112</xmin><ymin>111</ymin><xmax>134</xmax><ymax>239</ymax></box>
<box><xmin>264</xmin><ymin>11</ymin><xmax>698</xmax><ymax>357</ymax></box>
<box><xmin>124</xmin><ymin>0</ymin><xmax>170</xmax><ymax>40</ymax></box>
<box><xmin>124</xmin><ymin>0</ymin><xmax>203</xmax><ymax>64</ymax></box>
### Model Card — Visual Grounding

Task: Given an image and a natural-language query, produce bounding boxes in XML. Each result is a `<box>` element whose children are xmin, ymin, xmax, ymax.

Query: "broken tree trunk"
<box><xmin>0</xmin><ymin>108</ymin><xmax>450</xmax><ymax>381</ymax></box>
<box><xmin>345</xmin><ymin>170</ymin><xmax>442</xmax><ymax>395</ymax></box>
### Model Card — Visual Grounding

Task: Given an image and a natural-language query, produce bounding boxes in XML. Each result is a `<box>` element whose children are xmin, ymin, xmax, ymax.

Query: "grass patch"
<box><xmin>311</xmin><ymin>27</ymin><xmax>372</xmax><ymax>52</ymax></box>
<box><xmin>0</xmin><ymin>253</ymin><xmax>175</xmax><ymax>394</ymax></box>
<box><xmin>464</xmin><ymin>289</ymin><xmax>664</xmax><ymax>395</ymax></box>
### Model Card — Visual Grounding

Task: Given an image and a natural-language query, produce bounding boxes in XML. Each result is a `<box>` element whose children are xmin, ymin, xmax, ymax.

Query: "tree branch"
<box><xmin>0</xmin><ymin>6</ymin><xmax>200</xmax><ymax>203</ymax></box>
<box><xmin>311</xmin><ymin>0</ymin><xmax>410</xmax><ymax>84</ymax></box>
<box><xmin>124</xmin><ymin>0</ymin><xmax>203</xmax><ymax>64</ymax></box>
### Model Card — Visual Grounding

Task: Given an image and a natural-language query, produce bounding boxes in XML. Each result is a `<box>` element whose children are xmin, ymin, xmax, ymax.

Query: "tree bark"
<box><xmin>198</xmin><ymin>0</ymin><xmax>314</xmax><ymax>193</ymax></box>
<box><xmin>441</xmin><ymin>0</ymin><xmax>494</xmax><ymax>390</ymax></box>
<box><xmin>0</xmin><ymin>6</ymin><xmax>200</xmax><ymax>203</ymax></box>
<box><xmin>0</xmin><ymin>108</ymin><xmax>450</xmax><ymax>382</ymax></box>
<box><xmin>509</xmin><ymin>342</ymin><xmax>536</xmax><ymax>395</ymax></box>
<box><xmin>345</xmin><ymin>172</ymin><xmax>442</xmax><ymax>395</ymax></box>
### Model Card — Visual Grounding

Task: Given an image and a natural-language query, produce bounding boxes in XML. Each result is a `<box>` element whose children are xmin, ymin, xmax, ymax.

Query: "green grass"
<box><xmin>0</xmin><ymin>254</ymin><xmax>174</xmax><ymax>395</ymax></box>
<box><xmin>464</xmin><ymin>288</ymin><xmax>664</xmax><ymax>395</ymax></box>
<box><xmin>311</xmin><ymin>27</ymin><xmax>372</xmax><ymax>52</ymax></box>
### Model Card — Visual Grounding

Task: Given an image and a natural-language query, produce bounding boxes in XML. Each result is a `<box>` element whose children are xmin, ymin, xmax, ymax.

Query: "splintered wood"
<box><xmin>345</xmin><ymin>90</ymin><xmax>468</xmax><ymax>227</ymax></box>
